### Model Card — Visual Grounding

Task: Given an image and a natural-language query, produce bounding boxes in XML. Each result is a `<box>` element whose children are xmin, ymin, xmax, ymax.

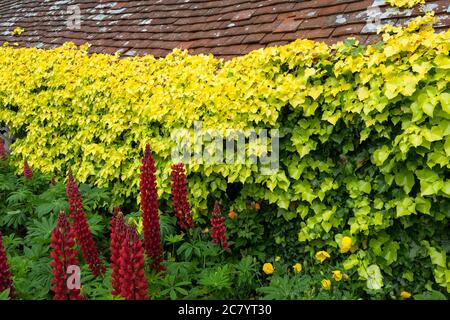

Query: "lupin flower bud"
<box><xmin>66</xmin><ymin>171</ymin><xmax>105</xmax><ymax>277</ymax></box>
<box><xmin>171</xmin><ymin>163</ymin><xmax>194</xmax><ymax>231</ymax></box>
<box><xmin>140</xmin><ymin>144</ymin><xmax>163</xmax><ymax>270</ymax></box>
<box><xmin>210</xmin><ymin>201</ymin><xmax>229</xmax><ymax>250</ymax></box>
<box><xmin>50</xmin><ymin>212</ymin><xmax>83</xmax><ymax>300</ymax></box>
<box><xmin>0</xmin><ymin>138</ymin><xmax>7</xmax><ymax>161</ymax></box>
<box><xmin>23</xmin><ymin>160</ymin><xmax>32</xmax><ymax>180</ymax></box>
<box><xmin>0</xmin><ymin>230</ymin><xmax>15</xmax><ymax>299</ymax></box>
<box><xmin>118</xmin><ymin>224</ymin><xmax>149</xmax><ymax>300</ymax></box>
<box><xmin>110</xmin><ymin>208</ymin><xmax>126</xmax><ymax>297</ymax></box>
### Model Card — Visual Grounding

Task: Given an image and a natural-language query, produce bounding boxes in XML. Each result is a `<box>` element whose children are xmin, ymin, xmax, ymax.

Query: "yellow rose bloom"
<box><xmin>400</xmin><ymin>291</ymin><xmax>412</xmax><ymax>299</ymax></box>
<box><xmin>332</xmin><ymin>270</ymin><xmax>343</xmax><ymax>281</ymax></box>
<box><xmin>315</xmin><ymin>250</ymin><xmax>331</xmax><ymax>263</ymax></box>
<box><xmin>293</xmin><ymin>263</ymin><xmax>302</xmax><ymax>273</ymax></box>
<box><xmin>263</xmin><ymin>263</ymin><xmax>274</xmax><ymax>275</ymax></box>
<box><xmin>321</xmin><ymin>279</ymin><xmax>331</xmax><ymax>290</ymax></box>
<box><xmin>275</xmin><ymin>256</ymin><xmax>281</xmax><ymax>262</ymax></box>
<box><xmin>340</xmin><ymin>236</ymin><xmax>352</xmax><ymax>253</ymax></box>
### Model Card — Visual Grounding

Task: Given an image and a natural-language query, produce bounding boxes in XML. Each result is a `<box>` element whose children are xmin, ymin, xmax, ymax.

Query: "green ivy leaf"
<box><xmin>414</xmin><ymin>290</ymin><xmax>447</xmax><ymax>300</ymax></box>
<box><xmin>395</xmin><ymin>169</ymin><xmax>415</xmax><ymax>194</ymax></box>
<box><xmin>415</xmin><ymin>197</ymin><xmax>431</xmax><ymax>215</ymax></box>
<box><xmin>439</xmin><ymin>92</ymin><xmax>450</xmax><ymax>114</ymax></box>
<box><xmin>365</xmin><ymin>264</ymin><xmax>384</xmax><ymax>290</ymax></box>
<box><xmin>396</xmin><ymin>197</ymin><xmax>416</xmax><ymax>217</ymax></box>
<box><xmin>343</xmin><ymin>254</ymin><xmax>359</xmax><ymax>270</ymax></box>
<box><xmin>428</xmin><ymin>247</ymin><xmax>447</xmax><ymax>268</ymax></box>
<box><xmin>373</xmin><ymin>145</ymin><xmax>390</xmax><ymax>166</ymax></box>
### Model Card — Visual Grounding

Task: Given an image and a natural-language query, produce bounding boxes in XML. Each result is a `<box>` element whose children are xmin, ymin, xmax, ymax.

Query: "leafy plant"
<box><xmin>414</xmin><ymin>290</ymin><xmax>448</xmax><ymax>300</ymax></box>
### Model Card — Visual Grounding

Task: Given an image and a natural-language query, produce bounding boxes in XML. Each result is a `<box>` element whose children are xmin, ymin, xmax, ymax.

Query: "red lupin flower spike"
<box><xmin>0</xmin><ymin>230</ymin><xmax>15</xmax><ymax>299</ymax></box>
<box><xmin>0</xmin><ymin>138</ymin><xmax>7</xmax><ymax>161</ymax></box>
<box><xmin>50</xmin><ymin>212</ymin><xmax>83</xmax><ymax>300</ymax></box>
<box><xmin>118</xmin><ymin>224</ymin><xmax>148</xmax><ymax>300</ymax></box>
<box><xmin>210</xmin><ymin>201</ymin><xmax>229</xmax><ymax>250</ymax></box>
<box><xmin>110</xmin><ymin>208</ymin><xmax>126</xmax><ymax>297</ymax></box>
<box><xmin>140</xmin><ymin>144</ymin><xmax>163</xmax><ymax>270</ymax></box>
<box><xmin>23</xmin><ymin>160</ymin><xmax>32</xmax><ymax>180</ymax></box>
<box><xmin>66</xmin><ymin>171</ymin><xmax>105</xmax><ymax>277</ymax></box>
<box><xmin>171</xmin><ymin>163</ymin><xmax>194</xmax><ymax>231</ymax></box>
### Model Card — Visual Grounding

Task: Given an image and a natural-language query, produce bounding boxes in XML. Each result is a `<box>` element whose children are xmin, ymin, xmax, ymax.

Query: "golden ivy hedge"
<box><xmin>386</xmin><ymin>0</ymin><xmax>425</xmax><ymax>9</ymax></box>
<box><xmin>0</xmin><ymin>14</ymin><xmax>449</xmax><ymax>292</ymax></box>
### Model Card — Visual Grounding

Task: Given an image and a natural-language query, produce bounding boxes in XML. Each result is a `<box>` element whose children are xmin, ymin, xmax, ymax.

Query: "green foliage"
<box><xmin>0</xmin><ymin>161</ymin><xmax>112</xmax><ymax>300</ymax></box>
<box><xmin>257</xmin><ymin>273</ymin><xmax>361</xmax><ymax>300</ymax></box>
<box><xmin>414</xmin><ymin>290</ymin><xmax>448</xmax><ymax>300</ymax></box>
<box><xmin>0</xmin><ymin>289</ymin><xmax>11</xmax><ymax>300</ymax></box>
<box><xmin>257</xmin><ymin>275</ymin><xmax>314</xmax><ymax>300</ymax></box>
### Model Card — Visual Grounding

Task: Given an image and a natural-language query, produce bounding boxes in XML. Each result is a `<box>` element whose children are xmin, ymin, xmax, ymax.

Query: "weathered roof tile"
<box><xmin>274</xmin><ymin>18</ymin><xmax>302</xmax><ymax>32</ymax></box>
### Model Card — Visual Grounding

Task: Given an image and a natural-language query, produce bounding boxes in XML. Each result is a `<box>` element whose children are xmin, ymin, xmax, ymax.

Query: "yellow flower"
<box><xmin>321</xmin><ymin>279</ymin><xmax>331</xmax><ymax>290</ymax></box>
<box><xmin>293</xmin><ymin>263</ymin><xmax>302</xmax><ymax>273</ymax></box>
<box><xmin>332</xmin><ymin>270</ymin><xmax>343</xmax><ymax>281</ymax></box>
<box><xmin>400</xmin><ymin>291</ymin><xmax>412</xmax><ymax>299</ymax></box>
<box><xmin>12</xmin><ymin>27</ymin><xmax>24</xmax><ymax>36</ymax></box>
<box><xmin>255</xmin><ymin>202</ymin><xmax>261</xmax><ymax>211</ymax></box>
<box><xmin>228</xmin><ymin>210</ymin><xmax>237</xmax><ymax>219</ymax></box>
<box><xmin>275</xmin><ymin>256</ymin><xmax>281</xmax><ymax>262</ymax></box>
<box><xmin>202</xmin><ymin>227</ymin><xmax>209</xmax><ymax>234</ymax></box>
<box><xmin>340</xmin><ymin>236</ymin><xmax>352</xmax><ymax>253</ymax></box>
<box><xmin>315</xmin><ymin>250</ymin><xmax>331</xmax><ymax>263</ymax></box>
<box><xmin>262</xmin><ymin>263</ymin><xmax>274</xmax><ymax>275</ymax></box>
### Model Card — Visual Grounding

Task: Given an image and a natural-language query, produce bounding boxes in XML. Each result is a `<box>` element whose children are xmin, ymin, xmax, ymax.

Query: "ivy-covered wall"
<box><xmin>0</xmin><ymin>14</ymin><xmax>449</xmax><ymax>292</ymax></box>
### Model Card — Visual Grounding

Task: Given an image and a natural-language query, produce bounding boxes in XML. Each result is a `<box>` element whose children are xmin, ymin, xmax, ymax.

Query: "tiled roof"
<box><xmin>0</xmin><ymin>0</ymin><xmax>449</xmax><ymax>59</ymax></box>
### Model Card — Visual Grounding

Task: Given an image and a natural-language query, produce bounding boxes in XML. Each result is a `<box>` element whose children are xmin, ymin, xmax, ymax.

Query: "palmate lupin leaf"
<box><xmin>25</xmin><ymin>215</ymin><xmax>57</xmax><ymax>244</ymax></box>
<box><xmin>159</xmin><ymin>214</ymin><xmax>177</xmax><ymax>240</ymax></box>
<box><xmin>198</xmin><ymin>265</ymin><xmax>232</xmax><ymax>290</ymax></box>
<box><xmin>80</xmin><ymin>184</ymin><xmax>111</xmax><ymax>210</ymax></box>
<box><xmin>256</xmin><ymin>276</ymin><xmax>293</xmax><ymax>300</ymax></box>
<box><xmin>256</xmin><ymin>275</ymin><xmax>313</xmax><ymax>300</ymax></box>
<box><xmin>158</xmin><ymin>274</ymin><xmax>191</xmax><ymax>300</ymax></box>
<box><xmin>0</xmin><ymin>173</ymin><xmax>17</xmax><ymax>192</ymax></box>
<box><xmin>6</xmin><ymin>189</ymin><xmax>33</xmax><ymax>205</ymax></box>
<box><xmin>34</xmin><ymin>199</ymin><xmax>68</xmax><ymax>218</ymax></box>
<box><xmin>27</xmin><ymin>256</ymin><xmax>52</xmax><ymax>297</ymax></box>
<box><xmin>86</xmin><ymin>215</ymin><xmax>107</xmax><ymax>237</ymax></box>
<box><xmin>32</xmin><ymin>183</ymin><xmax>68</xmax><ymax>217</ymax></box>
<box><xmin>1</xmin><ymin>233</ymin><xmax>23</xmax><ymax>255</ymax></box>
<box><xmin>0</xmin><ymin>210</ymin><xmax>28</xmax><ymax>229</ymax></box>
